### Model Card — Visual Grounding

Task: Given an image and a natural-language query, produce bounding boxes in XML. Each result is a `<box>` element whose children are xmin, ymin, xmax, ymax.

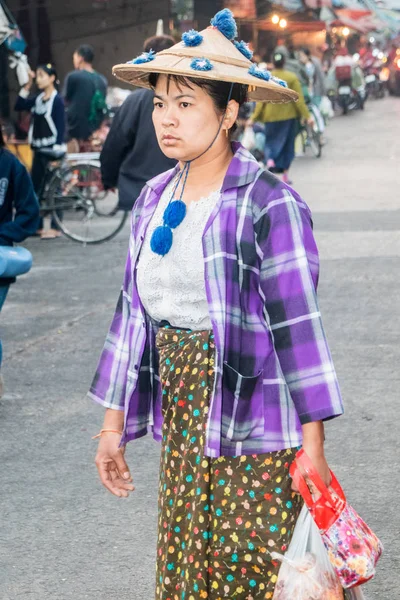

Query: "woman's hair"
<box><xmin>37</xmin><ymin>63</ymin><xmax>59</xmax><ymax>87</ymax></box>
<box><xmin>273</xmin><ymin>52</ymin><xmax>286</xmax><ymax>69</ymax></box>
<box><xmin>148</xmin><ymin>73</ymin><xmax>248</xmax><ymax>133</ymax></box>
<box><xmin>144</xmin><ymin>35</ymin><xmax>175</xmax><ymax>54</ymax></box>
<box><xmin>0</xmin><ymin>126</ymin><xmax>4</xmax><ymax>148</ymax></box>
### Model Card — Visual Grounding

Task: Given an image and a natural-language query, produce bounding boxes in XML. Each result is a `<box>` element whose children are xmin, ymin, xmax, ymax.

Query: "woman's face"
<box><xmin>36</xmin><ymin>69</ymin><xmax>55</xmax><ymax>90</ymax></box>
<box><xmin>152</xmin><ymin>75</ymin><xmax>237</xmax><ymax>162</ymax></box>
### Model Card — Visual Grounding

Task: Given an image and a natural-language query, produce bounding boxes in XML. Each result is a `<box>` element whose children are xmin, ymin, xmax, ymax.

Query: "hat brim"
<box><xmin>112</xmin><ymin>54</ymin><xmax>298</xmax><ymax>104</ymax></box>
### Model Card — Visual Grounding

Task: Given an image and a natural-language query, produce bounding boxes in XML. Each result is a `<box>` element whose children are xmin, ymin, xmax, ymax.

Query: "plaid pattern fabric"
<box><xmin>88</xmin><ymin>143</ymin><xmax>343</xmax><ymax>457</ymax></box>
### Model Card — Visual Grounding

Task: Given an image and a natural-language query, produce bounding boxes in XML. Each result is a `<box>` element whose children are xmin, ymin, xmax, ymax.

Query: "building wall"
<box><xmin>194</xmin><ymin>0</ymin><xmax>222</xmax><ymax>28</ymax></box>
<box><xmin>6</xmin><ymin>0</ymin><xmax>170</xmax><ymax>86</ymax></box>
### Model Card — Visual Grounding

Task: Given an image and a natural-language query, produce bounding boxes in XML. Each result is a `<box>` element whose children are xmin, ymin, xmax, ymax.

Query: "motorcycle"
<box><xmin>337</xmin><ymin>80</ymin><xmax>365</xmax><ymax>114</ymax></box>
<box><xmin>334</xmin><ymin>64</ymin><xmax>366</xmax><ymax>115</ymax></box>
<box><xmin>364</xmin><ymin>62</ymin><xmax>385</xmax><ymax>99</ymax></box>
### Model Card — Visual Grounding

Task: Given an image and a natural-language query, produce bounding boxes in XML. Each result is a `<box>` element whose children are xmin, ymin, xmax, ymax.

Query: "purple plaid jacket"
<box><xmin>89</xmin><ymin>143</ymin><xmax>343</xmax><ymax>457</ymax></box>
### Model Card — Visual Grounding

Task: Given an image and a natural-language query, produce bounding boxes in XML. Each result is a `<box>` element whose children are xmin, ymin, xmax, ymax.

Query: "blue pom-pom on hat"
<box><xmin>248</xmin><ymin>64</ymin><xmax>272</xmax><ymax>81</ymax></box>
<box><xmin>129</xmin><ymin>50</ymin><xmax>155</xmax><ymax>65</ymax></box>
<box><xmin>182</xmin><ymin>29</ymin><xmax>203</xmax><ymax>47</ymax></box>
<box><xmin>271</xmin><ymin>75</ymin><xmax>288</xmax><ymax>88</ymax></box>
<box><xmin>190</xmin><ymin>57</ymin><xmax>213</xmax><ymax>72</ymax></box>
<box><xmin>210</xmin><ymin>8</ymin><xmax>238</xmax><ymax>41</ymax></box>
<box><xmin>234</xmin><ymin>40</ymin><xmax>253</xmax><ymax>61</ymax></box>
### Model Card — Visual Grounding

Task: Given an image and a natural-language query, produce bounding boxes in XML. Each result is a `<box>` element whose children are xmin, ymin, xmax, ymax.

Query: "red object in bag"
<box><xmin>290</xmin><ymin>449</ymin><xmax>383</xmax><ymax>589</ymax></box>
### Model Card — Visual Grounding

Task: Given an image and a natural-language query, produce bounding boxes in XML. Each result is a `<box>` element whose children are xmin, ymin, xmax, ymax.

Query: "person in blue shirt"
<box><xmin>15</xmin><ymin>63</ymin><xmax>65</xmax><ymax>239</ymax></box>
<box><xmin>0</xmin><ymin>126</ymin><xmax>40</xmax><ymax>392</ymax></box>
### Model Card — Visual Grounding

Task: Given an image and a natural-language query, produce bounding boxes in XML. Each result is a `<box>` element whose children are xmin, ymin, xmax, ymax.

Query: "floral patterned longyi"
<box><xmin>155</xmin><ymin>327</ymin><xmax>302</xmax><ymax>599</ymax></box>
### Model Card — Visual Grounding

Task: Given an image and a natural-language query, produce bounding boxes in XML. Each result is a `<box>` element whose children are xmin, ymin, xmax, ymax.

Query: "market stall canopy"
<box><xmin>378</xmin><ymin>0</ymin><xmax>400</xmax><ymax>8</ymax></box>
<box><xmin>257</xmin><ymin>17</ymin><xmax>327</xmax><ymax>31</ymax></box>
<box><xmin>304</xmin><ymin>0</ymin><xmax>333</xmax><ymax>7</ymax></box>
<box><xmin>271</xmin><ymin>0</ymin><xmax>332</xmax><ymax>8</ymax></box>
<box><xmin>224</xmin><ymin>0</ymin><xmax>256</xmax><ymax>18</ymax></box>
<box><xmin>332</xmin><ymin>8</ymin><xmax>386</xmax><ymax>31</ymax></box>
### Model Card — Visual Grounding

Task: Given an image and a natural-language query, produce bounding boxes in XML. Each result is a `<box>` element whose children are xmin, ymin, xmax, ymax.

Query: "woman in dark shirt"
<box><xmin>0</xmin><ymin>126</ymin><xmax>40</xmax><ymax>387</ymax></box>
<box><xmin>15</xmin><ymin>64</ymin><xmax>65</xmax><ymax>239</ymax></box>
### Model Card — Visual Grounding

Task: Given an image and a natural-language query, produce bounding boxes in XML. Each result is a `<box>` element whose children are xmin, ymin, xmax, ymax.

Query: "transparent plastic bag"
<box><xmin>344</xmin><ymin>589</ymin><xmax>367</xmax><ymax>600</ymax></box>
<box><xmin>272</xmin><ymin>505</ymin><xmax>344</xmax><ymax>600</ymax></box>
<box><xmin>320</xmin><ymin>95</ymin><xmax>334</xmax><ymax>119</ymax></box>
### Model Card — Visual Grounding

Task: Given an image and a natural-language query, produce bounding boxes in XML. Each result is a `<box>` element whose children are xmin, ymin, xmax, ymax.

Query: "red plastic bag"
<box><xmin>290</xmin><ymin>450</ymin><xmax>383</xmax><ymax>589</ymax></box>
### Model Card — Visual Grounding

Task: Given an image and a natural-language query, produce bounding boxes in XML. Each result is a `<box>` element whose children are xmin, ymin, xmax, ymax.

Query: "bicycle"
<box><xmin>37</xmin><ymin>148</ymin><xmax>128</xmax><ymax>244</ymax></box>
<box><xmin>300</xmin><ymin>102</ymin><xmax>323</xmax><ymax>159</ymax></box>
<box><xmin>300</xmin><ymin>121</ymin><xmax>322</xmax><ymax>159</ymax></box>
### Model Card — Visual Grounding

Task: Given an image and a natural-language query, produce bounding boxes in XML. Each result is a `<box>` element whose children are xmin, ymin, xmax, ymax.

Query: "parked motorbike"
<box><xmin>334</xmin><ymin>64</ymin><xmax>366</xmax><ymax>115</ymax></box>
<box><xmin>388</xmin><ymin>55</ymin><xmax>400</xmax><ymax>96</ymax></box>
<box><xmin>364</xmin><ymin>62</ymin><xmax>385</xmax><ymax>99</ymax></box>
<box><xmin>337</xmin><ymin>80</ymin><xmax>365</xmax><ymax>115</ymax></box>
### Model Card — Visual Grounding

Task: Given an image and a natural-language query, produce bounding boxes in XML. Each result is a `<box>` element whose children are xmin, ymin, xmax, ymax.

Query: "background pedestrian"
<box><xmin>251</xmin><ymin>52</ymin><xmax>312</xmax><ymax>184</ymax></box>
<box><xmin>14</xmin><ymin>63</ymin><xmax>65</xmax><ymax>239</ymax></box>
<box><xmin>0</xmin><ymin>125</ymin><xmax>40</xmax><ymax>390</ymax></box>
<box><xmin>100</xmin><ymin>35</ymin><xmax>177</xmax><ymax>212</ymax></box>
<box><xmin>63</xmin><ymin>44</ymin><xmax>107</xmax><ymax>152</ymax></box>
<box><xmin>302</xmin><ymin>47</ymin><xmax>327</xmax><ymax>106</ymax></box>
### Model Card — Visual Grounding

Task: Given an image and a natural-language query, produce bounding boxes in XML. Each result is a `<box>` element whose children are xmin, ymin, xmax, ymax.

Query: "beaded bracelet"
<box><xmin>92</xmin><ymin>428</ymin><xmax>123</xmax><ymax>440</ymax></box>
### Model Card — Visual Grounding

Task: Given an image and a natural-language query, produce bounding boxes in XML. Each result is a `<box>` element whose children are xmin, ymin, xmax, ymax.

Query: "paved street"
<box><xmin>1</xmin><ymin>97</ymin><xmax>399</xmax><ymax>600</ymax></box>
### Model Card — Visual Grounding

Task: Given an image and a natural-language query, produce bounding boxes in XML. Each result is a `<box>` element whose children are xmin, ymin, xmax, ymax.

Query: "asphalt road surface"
<box><xmin>1</xmin><ymin>96</ymin><xmax>399</xmax><ymax>600</ymax></box>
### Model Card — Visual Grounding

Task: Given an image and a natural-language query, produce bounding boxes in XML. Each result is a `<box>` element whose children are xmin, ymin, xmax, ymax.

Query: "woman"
<box><xmin>15</xmin><ymin>63</ymin><xmax>65</xmax><ymax>239</ymax></box>
<box><xmin>251</xmin><ymin>52</ymin><xmax>312</xmax><ymax>184</ymax></box>
<box><xmin>89</xmin><ymin>9</ymin><xmax>344</xmax><ymax>599</ymax></box>
<box><xmin>302</xmin><ymin>48</ymin><xmax>327</xmax><ymax>107</ymax></box>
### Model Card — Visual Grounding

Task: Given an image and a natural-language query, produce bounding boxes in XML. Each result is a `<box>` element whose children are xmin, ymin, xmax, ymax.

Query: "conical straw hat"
<box><xmin>112</xmin><ymin>10</ymin><xmax>298</xmax><ymax>104</ymax></box>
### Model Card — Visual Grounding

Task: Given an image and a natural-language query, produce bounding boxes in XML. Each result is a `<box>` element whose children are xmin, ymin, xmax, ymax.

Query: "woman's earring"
<box><xmin>225</xmin><ymin>128</ymin><xmax>229</xmax><ymax>138</ymax></box>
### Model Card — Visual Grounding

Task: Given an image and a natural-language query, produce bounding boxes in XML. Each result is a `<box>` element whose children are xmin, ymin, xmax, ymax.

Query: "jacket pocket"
<box><xmin>221</xmin><ymin>361</ymin><xmax>264</xmax><ymax>442</ymax></box>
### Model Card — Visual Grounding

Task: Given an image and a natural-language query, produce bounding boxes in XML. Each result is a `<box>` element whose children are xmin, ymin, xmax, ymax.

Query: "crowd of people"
<box><xmin>8</xmin><ymin>43</ymin><xmax>108</xmax><ymax>240</ymax></box>
<box><xmin>238</xmin><ymin>37</ymin><xmax>387</xmax><ymax>183</ymax></box>
<box><xmin>0</xmin><ymin>33</ymin><xmax>390</xmax><ymax>236</ymax></box>
<box><xmin>0</xmin><ymin>43</ymin><xmax>109</xmax><ymax>389</ymax></box>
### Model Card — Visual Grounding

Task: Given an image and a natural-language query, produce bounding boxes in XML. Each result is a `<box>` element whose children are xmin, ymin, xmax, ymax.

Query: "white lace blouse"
<box><xmin>136</xmin><ymin>179</ymin><xmax>220</xmax><ymax>330</ymax></box>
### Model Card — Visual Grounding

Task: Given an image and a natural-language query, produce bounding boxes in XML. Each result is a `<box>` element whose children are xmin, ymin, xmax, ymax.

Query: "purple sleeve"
<box><xmin>88</xmin><ymin>214</ymin><xmax>135</xmax><ymax>411</ymax></box>
<box><xmin>255</xmin><ymin>187</ymin><xmax>344</xmax><ymax>424</ymax></box>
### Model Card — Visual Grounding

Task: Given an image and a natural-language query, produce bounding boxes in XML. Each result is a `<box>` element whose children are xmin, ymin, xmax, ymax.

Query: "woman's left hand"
<box><xmin>291</xmin><ymin>444</ymin><xmax>332</xmax><ymax>493</ymax></box>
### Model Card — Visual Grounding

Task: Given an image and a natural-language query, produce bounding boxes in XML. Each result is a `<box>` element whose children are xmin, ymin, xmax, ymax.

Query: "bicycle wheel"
<box><xmin>47</xmin><ymin>163</ymin><xmax>129</xmax><ymax>244</ymax></box>
<box><xmin>301</xmin><ymin>127</ymin><xmax>307</xmax><ymax>155</ymax></box>
<box><xmin>308</xmin><ymin>125</ymin><xmax>322</xmax><ymax>159</ymax></box>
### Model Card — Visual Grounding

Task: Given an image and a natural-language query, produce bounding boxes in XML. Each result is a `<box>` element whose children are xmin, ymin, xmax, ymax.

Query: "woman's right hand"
<box><xmin>24</xmin><ymin>70</ymin><xmax>35</xmax><ymax>91</ymax></box>
<box><xmin>95</xmin><ymin>433</ymin><xmax>135</xmax><ymax>498</ymax></box>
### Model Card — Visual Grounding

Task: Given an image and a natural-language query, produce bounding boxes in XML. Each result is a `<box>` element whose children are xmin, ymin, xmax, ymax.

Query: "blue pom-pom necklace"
<box><xmin>150</xmin><ymin>162</ymin><xmax>190</xmax><ymax>256</ymax></box>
